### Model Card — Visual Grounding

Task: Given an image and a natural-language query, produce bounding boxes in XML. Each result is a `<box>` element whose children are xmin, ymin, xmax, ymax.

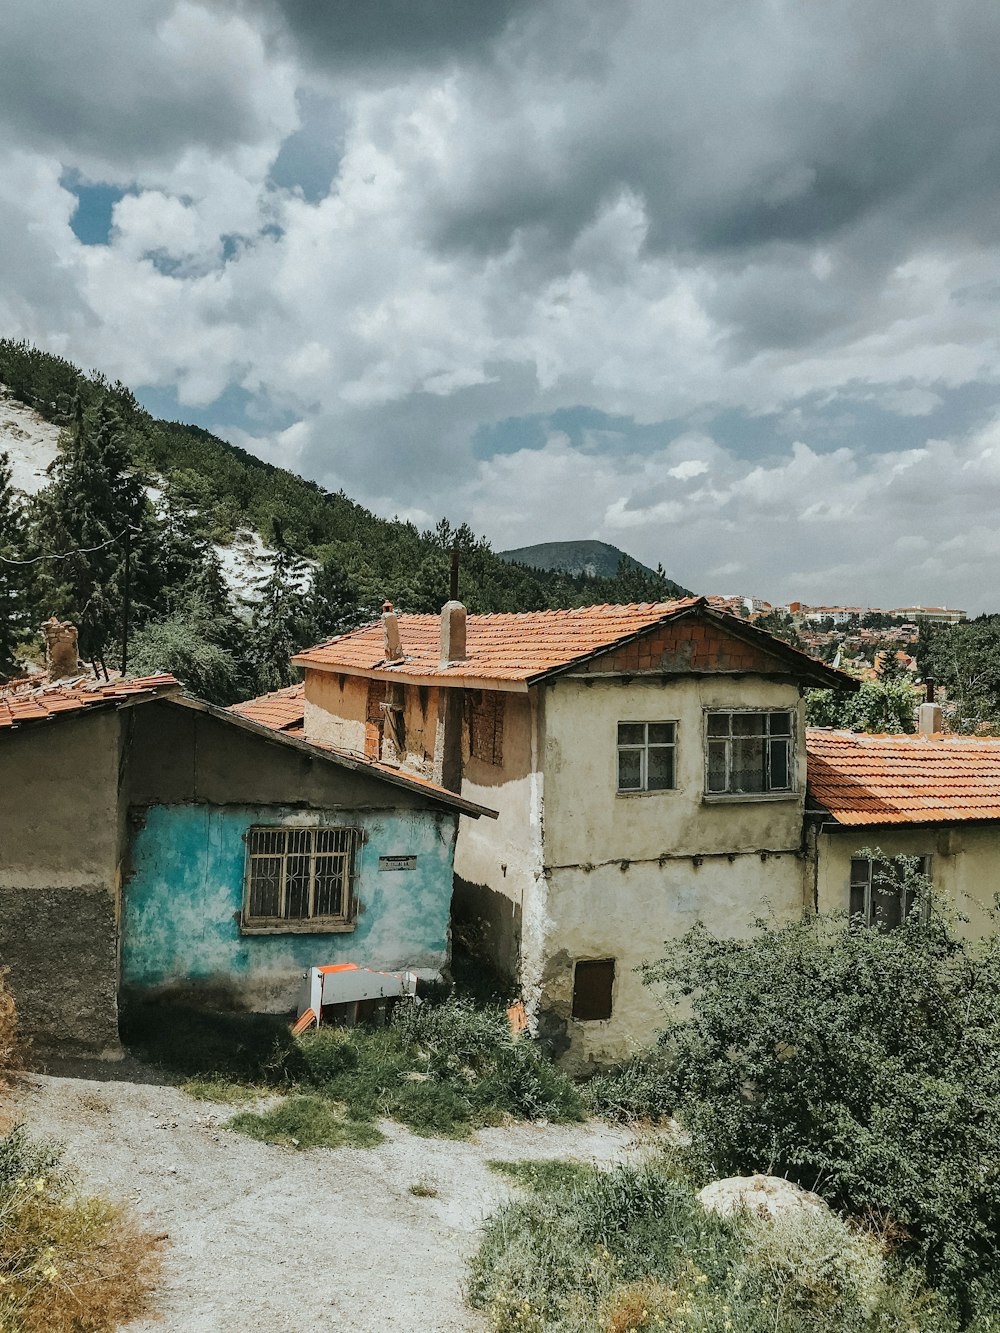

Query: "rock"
<box><xmin>697</xmin><ymin>1174</ymin><xmax>828</xmax><ymax>1220</ymax></box>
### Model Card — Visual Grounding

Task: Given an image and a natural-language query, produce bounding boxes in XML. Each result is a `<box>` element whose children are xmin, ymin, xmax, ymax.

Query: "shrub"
<box><xmin>228</xmin><ymin>1095</ymin><xmax>385</xmax><ymax>1150</ymax></box>
<box><xmin>468</xmin><ymin>1154</ymin><xmax>944</xmax><ymax>1333</ymax></box>
<box><xmin>0</xmin><ymin>1127</ymin><xmax>161</xmax><ymax>1332</ymax></box>
<box><xmin>641</xmin><ymin>898</ymin><xmax>1000</xmax><ymax>1309</ymax></box>
<box><xmin>582</xmin><ymin>1052</ymin><xmax>675</xmax><ymax>1124</ymax></box>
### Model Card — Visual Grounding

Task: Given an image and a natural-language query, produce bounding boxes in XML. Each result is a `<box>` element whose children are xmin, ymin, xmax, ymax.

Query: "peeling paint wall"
<box><xmin>304</xmin><ymin>670</ymin><xmax>369</xmax><ymax>754</ymax></box>
<box><xmin>814</xmin><ymin>823</ymin><xmax>1000</xmax><ymax>936</ymax></box>
<box><xmin>122</xmin><ymin>804</ymin><xmax>457</xmax><ymax>1011</ymax></box>
<box><xmin>0</xmin><ymin>710</ymin><xmax>125</xmax><ymax>1057</ymax></box>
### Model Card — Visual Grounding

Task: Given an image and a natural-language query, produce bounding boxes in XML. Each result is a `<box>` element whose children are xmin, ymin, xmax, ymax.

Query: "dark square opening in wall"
<box><xmin>572</xmin><ymin>958</ymin><xmax>615</xmax><ymax>1021</ymax></box>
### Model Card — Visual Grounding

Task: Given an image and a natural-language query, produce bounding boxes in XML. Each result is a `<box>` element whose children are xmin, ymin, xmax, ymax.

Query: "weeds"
<box><xmin>180</xmin><ymin>1077</ymin><xmax>266</xmax><ymax>1105</ymax></box>
<box><xmin>0</xmin><ymin>1126</ymin><xmax>161</xmax><ymax>1332</ymax></box>
<box><xmin>408</xmin><ymin>1178</ymin><xmax>439</xmax><ymax>1198</ymax></box>
<box><xmin>228</xmin><ymin>1095</ymin><xmax>385</xmax><ymax>1150</ymax></box>
<box><xmin>581</xmin><ymin>1053</ymin><xmax>675</xmax><ymax>1125</ymax></box>
<box><xmin>488</xmin><ymin>1159</ymin><xmax>595</xmax><ymax>1194</ymax></box>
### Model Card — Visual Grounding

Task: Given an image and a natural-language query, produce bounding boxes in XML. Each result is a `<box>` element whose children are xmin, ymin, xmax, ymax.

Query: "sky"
<box><xmin>3</xmin><ymin>2</ymin><xmax>1000</xmax><ymax>611</ymax></box>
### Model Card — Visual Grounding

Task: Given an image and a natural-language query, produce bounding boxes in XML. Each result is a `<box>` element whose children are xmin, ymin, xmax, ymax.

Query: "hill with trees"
<box><xmin>499</xmin><ymin>538</ymin><xmax>690</xmax><ymax>595</ymax></box>
<box><xmin>0</xmin><ymin>339</ymin><xmax>691</xmax><ymax>701</ymax></box>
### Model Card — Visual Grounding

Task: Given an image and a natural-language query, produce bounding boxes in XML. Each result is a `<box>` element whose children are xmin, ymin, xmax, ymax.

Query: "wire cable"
<box><xmin>0</xmin><ymin>524</ymin><xmax>138</xmax><ymax>566</ymax></box>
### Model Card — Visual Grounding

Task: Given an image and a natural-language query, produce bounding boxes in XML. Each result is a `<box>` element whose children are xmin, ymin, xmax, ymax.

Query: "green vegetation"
<box><xmin>229</xmin><ymin>1095</ymin><xmax>385</xmax><ymax>1150</ymax></box>
<box><xmin>580</xmin><ymin>1052</ymin><xmax>675</xmax><ymax>1125</ymax></box>
<box><xmin>487</xmin><ymin>1158</ymin><xmax>596</xmax><ymax>1194</ymax></box>
<box><xmin>498</xmin><ymin>539</ymin><xmax>688</xmax><ymax>595</ymax></box>
<box><xmin>469</xmin><ymin>1151</ymin><xmax>943</xmax><ymax>1333</ymax></box>
<box><xmin>0</xmin><ymin>338</ymin><xmax>690</xmax><ymax>699</ymax></box>
<box><xmin>919</xmin><ymin>615</ymin><xmax>1000</xmax><ymax>731</ymax></box>
<box><xmin>805</xmin><ymin>677</ymin><xmax>921</xmax><ymax>731</ymax></box>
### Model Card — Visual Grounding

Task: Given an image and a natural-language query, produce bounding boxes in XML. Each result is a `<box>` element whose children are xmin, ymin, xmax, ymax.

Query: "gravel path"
<box><xmin>8</xmin><ymin>1070</ymin><xmax>643</xmax><ymax>1333</ymax></box>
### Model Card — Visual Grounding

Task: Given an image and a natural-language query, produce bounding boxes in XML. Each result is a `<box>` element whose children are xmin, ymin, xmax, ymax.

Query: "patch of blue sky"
<box><xmin>134</xmin><ymin>382</ymin><xmax>297</xmax><ymax>438</ymax></box>
<box><xmin>61</xmin><ymin>170</ymin><xmax>130</xmax><ymax>245</ymax></box>
<box><xmin>269</xmin><ymin>90</ymin><xmax>347</xmax><ymax>204</ymax></box>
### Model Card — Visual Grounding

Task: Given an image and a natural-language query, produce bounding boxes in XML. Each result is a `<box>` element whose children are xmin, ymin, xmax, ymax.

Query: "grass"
<box><xmin>0</xmin><ymin>1126</ymin><xmax>163</xmax><ymax>1333</ymax></box>
<box><xmin>228</xmin><ymin>1096</ymin><xmax>385</xmax><ymax>1150</ymax></box>
<box><xmin>488</xmin><ymin>1159</ymin><xmax>596</xmax><ymax>1194</ymax></box>
<box><xmin>467</xmin><ymin>1150</ymin><xmax>952</xmax><ymax>1333</ymax></box>
<box><xmin>142</xmin><ymin>996</ymin><xmax>583</xmax><ymax>1148</ymax></box>
<box><xmin>408</xmin><ymin>1179</ymin><xmax>439</xmax><ymax>1198</ymax></box>
<box><xmin>581</xmin><ymin>1053</ymin><xmax>676</xmax><ymax>1125</ymax></box>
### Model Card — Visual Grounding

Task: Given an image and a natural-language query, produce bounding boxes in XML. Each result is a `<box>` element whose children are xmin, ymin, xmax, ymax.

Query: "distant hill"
<box><xmin>500</xmin><ymin>540</ymin><xmax>692</xmax><ymax>597</ymax></box>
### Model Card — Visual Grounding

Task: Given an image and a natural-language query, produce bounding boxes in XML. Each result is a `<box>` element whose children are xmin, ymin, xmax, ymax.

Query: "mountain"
<box><xmin>501</xmin><ymin>539</ymin><xmax>692</xmax><ymax>597</ymax></box>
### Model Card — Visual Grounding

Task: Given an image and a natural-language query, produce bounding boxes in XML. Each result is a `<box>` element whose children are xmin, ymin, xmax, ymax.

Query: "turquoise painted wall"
<box><xmin>122</xmin><ymin>804</ymin><xmax>457</xmax><ymax>1010</ymax></box>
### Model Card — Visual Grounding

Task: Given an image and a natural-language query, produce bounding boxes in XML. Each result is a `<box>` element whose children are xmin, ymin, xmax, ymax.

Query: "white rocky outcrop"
<box><xmin>697</xmin><ymin>1174</ymin><xmax>828</xmax><ymax>1220</ymax></box>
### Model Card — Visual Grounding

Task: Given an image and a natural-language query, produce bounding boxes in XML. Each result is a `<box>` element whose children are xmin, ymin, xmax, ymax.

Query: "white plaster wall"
<box><xmin>541</xmin><ymin>675</ymin><xmax>806</xmax><ymax>867</ymax></box>
<box><xmin>816</xmin><ymin>824</ymin><xmax>1000</xmax><ymax>936</ymax></box>
<box><xmin>304</xmin><ymin>670</ymin><xmax>368</xmax><ymax>753</ymax></box>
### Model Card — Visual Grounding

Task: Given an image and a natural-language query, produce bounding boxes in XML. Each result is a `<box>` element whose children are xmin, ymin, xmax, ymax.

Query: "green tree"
<box><xmin>126</xmin><ymin>614</ymin><xmax>244</xmax><ymax>705</ymax></box>
<box><xmin>306</xmin><ymin>556</ymin><xmax>363</xmax><ymax>641</ymax></box>
<box><xmin>0</xmin><ymin>453</ymin><xmax>32</xmax><ymax>677</ymax></box>
<box><xmin>248</xmin><ymin>522</ymin><xmax>312</xmax><ymax>691</ymax></box>
<box><xmin>919</xmin><ymin>616</ymin><xmax>1000</xmax><ymax>732</ymax></box>
<box><xmin>805</xmin><ymin>678</ymin><xmax>919</xmax><ymax>732</ymax></box>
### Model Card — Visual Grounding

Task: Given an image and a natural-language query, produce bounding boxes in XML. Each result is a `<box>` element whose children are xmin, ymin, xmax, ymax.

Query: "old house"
<box><xmin>291</xmin><ymin>597</ymin><xmax>854</xmax><ymax>1069</ymax></box>
<box><xmin>806</xmin><ymin>727</ymin><xmax>1000</xmax><ymax>932</ymax></box>
<box><xmin>0</xmin><ymin>672</ymin><xmax>493</xmax><ymax>1059</ymax></box>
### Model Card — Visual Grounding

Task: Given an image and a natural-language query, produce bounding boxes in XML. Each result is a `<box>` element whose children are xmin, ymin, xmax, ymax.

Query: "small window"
<box><xmin>617</xmin><ymin>722</ymin><xmax>676</xmax><ymax>793</ymax></box>
<box><xmin>705</xmin><ymin>710</ymin><xmax>793</xmax><ymax>795</ymax></box>
<box><xmin>572</xmin><ymin>959</ymin><xmax>615</xmax><ymax>1021</ymax></box>
<box><xmin>849</xmin><ymin>855</ymin><xmax>931</xmax><ymax>930</ymax></box>
<box><xmin>470</xmin><ymin>691</ymin><xmax>505</xmax><ymax>766</ymax></box>
<box><xmin>243</xmin><ymin>826</ymin><xmax>360</xmax><ymax>931</ymax></box>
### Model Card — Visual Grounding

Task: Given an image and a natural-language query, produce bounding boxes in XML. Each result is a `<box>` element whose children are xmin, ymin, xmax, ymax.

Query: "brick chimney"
<box><xmin>382</xmin><ymin>601</ymin><xmax>403</xmax><ymax>661</ymax></box>
<box><xmin>440</xmin><ymin>599</ymin><xmax>467</xmax><ymax>664</ymax></box>
<box><xmin>434</xmin><ymin>598</ymin><xmax>467</xmax><ymax>792</ymax></box>
<box><xmin>41</xmin><ymin>617</ymin><xmax>82</xmax><ymax>681</ymax></box>
<box><xmin>916</xmin><ymin>678</ymin><xmax>942</xmax><ymax>734</ymax></box>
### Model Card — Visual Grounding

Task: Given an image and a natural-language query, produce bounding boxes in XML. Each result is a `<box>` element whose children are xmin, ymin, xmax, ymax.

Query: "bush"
<box><xmin>640</xmin><ymin>898</ymin><xmax>1000</xmax><ymax>1310</ymax></box>
<box><xmin>467</xmin><ymin>1154</ymin><xmax>944</xmax><ymax>1332</ymax></box>
<box><xmin>582</xmin><ymin>1052</ymin><xmax>675</xmax><ymax>1124</ymax></box>
<box><xmin>0</xmin><ymin>1127</ymin><xmax>161</xmax><ymax>1332</ymax></box>
<box><xmin>228</xmin><ymin>1096</ymin><xmax>384</xmax><ymax>1150</ymax></box>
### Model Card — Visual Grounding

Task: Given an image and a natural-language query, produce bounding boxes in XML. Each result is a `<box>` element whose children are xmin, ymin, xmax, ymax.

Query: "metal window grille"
<box><xmin>849</xmin><ymin>855</ymin><xmax>931</xmax><ymax>930</ymax></box>
<box><xmin>470</xmin><ymin>691</ymin><xmax>505</xmax><ymax>766</ymax></box>
<box><xmin>616</xmin><ymin>721</ymin><xmax>676</xmax><ymax>792</ymax></box>
<box><xmin>705</xmin><ymin>710</ymin><xmax>793</xmax><ymax>794</ymax></box>
<box><xmin>244</xmin><ymin>826</ymin><xmax>360</xmax><ymax>926</ymax></box>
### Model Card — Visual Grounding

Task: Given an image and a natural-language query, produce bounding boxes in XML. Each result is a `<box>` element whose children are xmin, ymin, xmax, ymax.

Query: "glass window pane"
<box><xmin>647</xmin><ymin>723</ymin><xmax>675</xmax><ymax>745</ymax></box>
<box><xmin>872</xmin><ymin>887</ymin><xmax>903</xmax><ymax>931</ymax></box>
<box><xmin>284</xmin><ymin>856</ymin><xmax>311</xmax><ymax>919</ymax></box>
<box><xmin>707</xmin><ymin>740</ymin><xmax>728</xmax><ymax>792</ymax></box>
<box><xmin>618</xmin><ymin>723</ymin><xmax>644</xmax><ymax>746</ymax></box>
<box><xmin>768</xmin><ymin>712</ymin><xmax>792</xmax><ymax>737</ymax></box>
<box><xmin>617</xmin><ymin>749</ymin><xmax>642</xmax><ymax>790</ymax></box>
<box><xmin>249</xmin><ymin>858</ymin><xmax>281</xmax><ymax>917</ymax></box>
<box><xmin>733</xmin><ymin>713</ymin><xmax>766</xmax><ymax>736</ymax></box>
<box><xmin>731</xmin><ymin>737</ymin><xmax>766</xmax><ymax>792</ymax></box>
<box><xmin>647</xmin><ymin>746</ymin><xmax>674</xmax><ymax>790</ymax></box>
<box><xmin>707</xmin><ymin>713</ymin><xmax>729</xmax><ymax>737</ymax></box>
<box><xmin>314</xmin><ymin>856</ymin><xmax>345</xmax><ymax>916</ymax></box>
<box><xmin>769</xmin><ymin>738</ymin><xmax>790</xmax><ymax>789</ymax></box>
<box><xmin>849</xmin><ymin>884</ymin><xmax>867</xmax><ymax>920</ymax></box>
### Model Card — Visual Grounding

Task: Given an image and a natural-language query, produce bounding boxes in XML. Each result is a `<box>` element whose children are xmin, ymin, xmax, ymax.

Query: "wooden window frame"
<box><xmin>616</xmin><ymin>721</ymin><xmax>677</xmax><ymax>794</ymax></box>
<box><xmin>704</xmin><ymin>709</ymin><xmax>795</xmax><ymax>797</ymax></box>
<box><xmin>849</xmin><ymin>855</ymin><xmax>931</xmax><ymax>930</ymax></box>
<box><xmin>241</xmin><ymin>825</ymin><xmax>361</xmax><ymax>935</ymax></box>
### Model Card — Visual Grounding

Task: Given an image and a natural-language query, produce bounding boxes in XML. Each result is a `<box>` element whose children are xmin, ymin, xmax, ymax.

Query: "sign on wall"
<box><xmin>378</xmin><ymin>855</ymin><xmax>417</xmax><ymax>872</ymax></box>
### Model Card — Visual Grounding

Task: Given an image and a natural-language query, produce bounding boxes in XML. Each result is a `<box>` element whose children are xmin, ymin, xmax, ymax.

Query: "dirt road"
<box><xmin>9</xmin><ymin>1071</ymin><xmax>640</xmax><ymax>1333</ymax></box>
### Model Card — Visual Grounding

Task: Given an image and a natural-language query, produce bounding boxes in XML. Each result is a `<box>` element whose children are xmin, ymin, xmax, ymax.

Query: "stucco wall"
<box><xmin>122</xmin><ymin>804</ymin><xmax>457</xmax><ymax>1010</ymax></box>
<box><xmin>815</xmin><ymin>823</ymin><xmax>1000</xmax><ymax>936</ymax></box>
<box><xmin>0</xmin><ymin>709</ymin><xmax>125</xmax><ymax>1057</ymax></box>
<box><xmin>304</xmin><ymin>670</ymin><xmax>369</xmax><ymax>754</ymax></box>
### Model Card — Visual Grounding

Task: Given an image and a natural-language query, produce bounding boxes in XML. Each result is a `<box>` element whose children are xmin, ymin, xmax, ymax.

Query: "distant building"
<box><xmin>891</xmin><ymin>606</ymin><xmax>966</xmax><ymax>625</ymax></box>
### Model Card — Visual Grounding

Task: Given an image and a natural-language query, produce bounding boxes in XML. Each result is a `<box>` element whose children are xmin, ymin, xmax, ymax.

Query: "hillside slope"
<box><xmin>501</xmin><ymin>538</ymin><xmax>691</xmax><ymax>596</ymax></box>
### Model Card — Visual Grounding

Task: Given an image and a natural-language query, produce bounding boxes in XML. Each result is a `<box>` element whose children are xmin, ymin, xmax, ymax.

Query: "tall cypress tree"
<box><xmin>0</xmin><ymin>452</ymin><xmax>31</xmax><ymax>677</ymax></box>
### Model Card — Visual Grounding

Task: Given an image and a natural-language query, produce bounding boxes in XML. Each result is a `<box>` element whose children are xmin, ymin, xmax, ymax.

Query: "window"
<box><xmin>470</xmin><ymin>691</ymin><xmax>504</xmax><ymax>766</ymax></box>
<box><xmin>243</xmin><ymin>826</ymin><xmax>360</xmax><ymax>931</ymax></box>
<box><xmin>849</xmin><ymin>855</ymin><xmax>931</xmax><ymax>930</ymax></box>
<box><xmin>705</xmin><ymin>711</ymin><xmax>793</xmax><ymax>795</ymax></box>
<box><xmin>572</xmin><ymin>959</ymin><xmax>615</xmax><ymax>1021</ymax></box>
<box><xmin>617</xmin><ymin>722</ymin><xmax>676</xmax><ymax>793</ymax></box>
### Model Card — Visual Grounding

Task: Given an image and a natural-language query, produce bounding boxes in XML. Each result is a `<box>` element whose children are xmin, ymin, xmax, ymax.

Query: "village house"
<box><xmin>0</xmin><ymin>669</ymin><xmax>494</xmax><ymax>1059</ymax></box>
<box><xmin>290</xmin><ymin>596</ymin><xmax>856</xmax><ymax>1070</ymax></box>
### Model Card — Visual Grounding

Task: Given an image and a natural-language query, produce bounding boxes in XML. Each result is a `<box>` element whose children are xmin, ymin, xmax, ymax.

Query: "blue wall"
<box><xmin>122</xmin><ymin>804</ymin><xmax>457</xmax><ymax>1010</ymax></box>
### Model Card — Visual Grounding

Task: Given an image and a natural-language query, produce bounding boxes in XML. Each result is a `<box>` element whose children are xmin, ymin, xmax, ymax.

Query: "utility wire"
<box><xmin>0</xmin><ymin>524</ymin><xmax>138</xmax><ymax>566</ymax></box>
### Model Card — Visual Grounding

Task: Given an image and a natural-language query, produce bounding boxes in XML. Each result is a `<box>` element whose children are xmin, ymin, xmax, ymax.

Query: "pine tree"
<box><xmin>0</xmin><ymin>452</ymin><xmax>31</xmax><ymax>677</ymax></box>
<box><xmin>249</xmin><ymin>522</ymin><xmax>312</xmax><ymax>691</ymax></box>
<box><xmin>307</xmin><ymin>556</ymin><xmax>363</xmax><ymax>641</ymax></box>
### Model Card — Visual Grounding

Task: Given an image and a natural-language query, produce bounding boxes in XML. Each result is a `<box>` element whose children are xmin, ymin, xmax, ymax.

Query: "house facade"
<box><xmin>293</xmin><ymin>598</ymin><xmax>854</xmax><ymax>1070</ymax></box>
<box><xmin>0</xmin><ymin>673</ymin><xmax>492</xmax><ymax>1058</ymax></box>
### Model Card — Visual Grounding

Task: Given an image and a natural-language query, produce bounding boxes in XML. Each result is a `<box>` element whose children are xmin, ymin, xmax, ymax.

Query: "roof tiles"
<box><xmin>0</xmin><ymin>674</ymin><xmax>180</xmax><ymax>731</ymax></box>
<box><xmin>806</xmin><ymin>729</ymin><xmax>1000</xmax><ymax>825</ymax></box>
<box><xmin>230</xmin><ymin>683</ymin><xmax>305</xmax><ymax>732</ymax></box>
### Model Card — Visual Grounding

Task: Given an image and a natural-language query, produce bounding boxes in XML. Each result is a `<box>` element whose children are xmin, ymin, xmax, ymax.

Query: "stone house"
<box><xmin>0</xmin><ymin>673</ymin><xmax>494</xmax><ymax>1058</ymax></box>
<box><xmin>291</xmin><ymin>596</ymin><xmax>855</xmax><ymax>1070</ymax></box>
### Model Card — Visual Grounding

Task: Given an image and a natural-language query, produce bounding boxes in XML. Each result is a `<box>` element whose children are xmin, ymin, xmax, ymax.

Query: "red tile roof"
<box><xmin>0</xmin><ymin>674</ymin><xmax>180</xmax><ymax>731</ymax></box>
<box><xmin>230</xmin><ymin>683</ymin><xmax>305</xmax><ymax>732</ymax></box>
<box><xmin>806</xmin><ymin>729</ymin><xmax>1000</xmax><ymax>825</ymax></box>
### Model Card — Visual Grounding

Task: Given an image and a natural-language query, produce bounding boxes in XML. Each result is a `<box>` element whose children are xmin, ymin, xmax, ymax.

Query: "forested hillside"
<box><xmin>0</xmin><ymin>340</ymin><xmax>689</xmax><ymax>702</ymax></box>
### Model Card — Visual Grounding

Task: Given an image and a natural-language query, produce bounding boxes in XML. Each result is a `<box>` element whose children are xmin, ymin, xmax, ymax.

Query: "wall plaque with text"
<box><xmin>378</xmin><ymin>855</ymin><xmax>417</xmax><ymax>871</ymax></box>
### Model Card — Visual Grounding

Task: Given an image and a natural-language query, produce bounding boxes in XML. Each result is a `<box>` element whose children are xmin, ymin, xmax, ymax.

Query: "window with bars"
<box><xmin>849</xmin><ymin>855</ymin><xmax>931</xmax><ymax>930</ymax></box>
<box><xmin>705</xmin><ymin>710</ymin><xmax>794</xmax><ymax>795</ymax></box>
<box><xmin>242</xmin><ymin>826</ymin><xmax>360</xmax><ymax>931</ymax></box>
<box><xmin>617</xmin><ymin>722</ymin><xmax>676</xmax><ymax>792</ymax></box>
<box><xmin>469</xmin><ymin>691</ymin><xmax>505</xmax><ymax>766</ymax></box>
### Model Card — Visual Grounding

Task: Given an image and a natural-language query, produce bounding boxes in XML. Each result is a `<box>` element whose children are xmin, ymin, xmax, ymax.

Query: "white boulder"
<box><xmin>697</xmin><ymin>1174</ymin><xmax>828</xmax><ymax>1220</ymax></box>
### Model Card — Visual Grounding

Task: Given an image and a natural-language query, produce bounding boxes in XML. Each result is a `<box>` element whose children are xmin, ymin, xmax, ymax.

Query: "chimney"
<box><xmin>440</xmin><ymin>599</ymin><xmax>467</xmax><ymax>664</ymax></box>
<box><xmin>917</xmin><ymin>701</ymin><xmax>943</xmax><ymax>734</ymax></box>
<box><xmin>382</xmin><ymin>601</ymin><xmax>403</xmax><ymax>661</ymax></box>
<box><xmin>41</xmin><ymin>617</ymin><xmax>82</xmax><ymax>681</ymax></box>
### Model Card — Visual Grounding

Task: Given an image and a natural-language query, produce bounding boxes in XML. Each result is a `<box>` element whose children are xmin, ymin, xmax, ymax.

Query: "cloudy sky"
<box><xmin>3</xmin><ymin>1</ymin><xmax>1000</xmax><ymax>610</ymax></box>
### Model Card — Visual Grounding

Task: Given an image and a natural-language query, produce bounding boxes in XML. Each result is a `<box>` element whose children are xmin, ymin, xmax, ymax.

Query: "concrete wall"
<box><xmin>304</xmin><ymin>670</ymin><xmax>369</xmax><ymax>754</ymax></box>
<box><xmin>0</xmin><ymin>709</ymin><xmax>125</xmax><ymax>1057</ymax></box>
<box><xmin>536</xmin><ymin>674</ymin><xmax>807</xmax><ymax>1070</ymax></box>
<box><xmin>122</xmin><ymin>804</ymin><xmax>457</xmax><ymax>1010</ymax></box>
<box><xmin>814</xmin><ymin>823</ymin><xmax>1000</xmax><ymax>936</ymax></box>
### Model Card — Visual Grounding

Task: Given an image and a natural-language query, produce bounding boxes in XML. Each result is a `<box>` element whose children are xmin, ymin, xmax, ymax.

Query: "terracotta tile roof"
<box><xmin>226</xmin><ymin>685</ymin><xmax>496</xmax><ymax>813</ymax></box>
<box><xmin>806</xmin><ymin>729</ymin><xmax>1000</xmax><ymax>825</ymax></box>
<box><xmin>295</xmin><ymin>600</ymin><xmax>702</xmax><ymax>682</ymax></box>
<box><xmin>230</xmin><ymin>683</ymin><xmax>305</xmax><ymax>731</ymax></box>
<box><xmin>0</xmin><ymin>674</ymin><xmax>180</xmax><ymax>731</ymax></box>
